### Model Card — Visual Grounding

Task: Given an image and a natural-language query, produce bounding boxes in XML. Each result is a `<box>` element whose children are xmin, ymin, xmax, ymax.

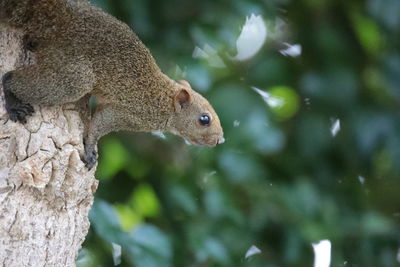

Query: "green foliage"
<box><xmin>96</xmin><ymin>137</ymin><xmax>130</xmax><ymax>180</ymax></box>
<box><xmin>268</xmin><ymin>86</ymin><xmax>300</xmax><ymax>120</ymax></box>
<box><xmin>82</xmin><ymin>0</ymin><xmax>400</xmax><ymax>266</ymax></box>
<box><xmin>86</xmin><ymin>200</ymin><xmax>172</xmax><ymax>267</ymax></box>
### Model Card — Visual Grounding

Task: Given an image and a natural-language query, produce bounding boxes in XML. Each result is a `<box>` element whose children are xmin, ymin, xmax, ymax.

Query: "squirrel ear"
<box><xmin>174</xmin><ymin>88</ymin><xmax>192</xmax><ymax>112</ymax></box>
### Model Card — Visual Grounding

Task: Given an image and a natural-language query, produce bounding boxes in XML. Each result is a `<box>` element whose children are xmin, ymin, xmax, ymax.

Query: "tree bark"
<box><xmin>0</xmin><ymin>26</ymin><xmax>98</xmax><ymax>266</ymax></box>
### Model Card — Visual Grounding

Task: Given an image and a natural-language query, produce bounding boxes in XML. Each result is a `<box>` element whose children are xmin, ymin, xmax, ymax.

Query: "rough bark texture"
<box><xmin>0</xmin><ymin>26</ymin><xmax>98</xmax><ymax>266</ymax></box>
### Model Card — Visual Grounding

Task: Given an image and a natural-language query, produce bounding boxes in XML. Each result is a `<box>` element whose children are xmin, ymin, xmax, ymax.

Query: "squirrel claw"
<box><xmin>3</xmin><ymin>73</ymin><xmax>35</xmax><ymax>124</ymax></box>
<box><xmin>82</xmin><ymin>149</ymin><xmax>97</xmax><ymax>170</ymax></box>
<box><xmin>8</xmin><ymin>104</ymin><xmax>34</xmax><ymax>124</ymax></box>
<box><xmin>82</xmin><ymin>137</ymin><xmax>97</xmax><ymax>170</ymax></box>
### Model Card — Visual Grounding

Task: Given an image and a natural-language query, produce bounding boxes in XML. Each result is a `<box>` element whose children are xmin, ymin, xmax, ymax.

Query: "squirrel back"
<box><xmin>1</xmin><ymin>0</ymin><xmax>70</xmax><ymax>27</ymax></box>
<box><xmin>0</xmin><ymin>0</ymin><xmax>29</xmax><ymax>27</ymax></box>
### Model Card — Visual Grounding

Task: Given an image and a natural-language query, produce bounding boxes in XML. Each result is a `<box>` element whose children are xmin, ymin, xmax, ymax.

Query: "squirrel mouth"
<box><xmin>186</xmin><ymin>136</ymin><xmax>225</xmax><ymax>147</ymax></box>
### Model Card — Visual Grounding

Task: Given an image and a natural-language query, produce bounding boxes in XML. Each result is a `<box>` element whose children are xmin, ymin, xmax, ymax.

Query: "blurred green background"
<box><xmin>78</xmin><ymin>0</ymin><xmax>400</xmax><ymax>266</ymax></box>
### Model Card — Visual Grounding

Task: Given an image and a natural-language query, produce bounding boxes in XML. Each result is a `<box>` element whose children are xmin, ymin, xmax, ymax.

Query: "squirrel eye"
<box><xmin>198</xmin><ymin>114</ymin><xmax>211</xmax><ymax>126</ymax></box>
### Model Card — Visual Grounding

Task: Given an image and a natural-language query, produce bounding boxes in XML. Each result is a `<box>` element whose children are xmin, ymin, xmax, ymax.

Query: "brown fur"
<box><xmin>1</xmin><ymin>0</ymin><xmax>224</xmax><ymax>169</ymax></box>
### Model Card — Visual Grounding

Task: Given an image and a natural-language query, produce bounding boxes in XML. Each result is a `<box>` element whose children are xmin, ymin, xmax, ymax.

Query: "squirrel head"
<box><xmin>169</xmin><ymin>80</ymin><xmax>224</xmax><ymax>147</ymax></box>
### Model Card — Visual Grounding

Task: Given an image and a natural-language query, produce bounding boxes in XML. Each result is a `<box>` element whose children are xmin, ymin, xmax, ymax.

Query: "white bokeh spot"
<box><xmin>245</xmin><ymin>245</ymin><xmax>262</xmax><ymax>259</ymax></box>
<box><xmin>252</xmin><ymin>86</ymin><xmax>284</xmax><ymax>108</ymax></box>
<box><xmin>234</xmin><ymin>14</ymin><xmax>267</xmax><ymax>61</ymax></box>
<box><xmin>279</xmin><ymin>42</ymin><xmax>302</xmax><ymax>57</ymax></box>
<box><xmin>312</xmin><ymin>239</ymin><xmax>331</xmax><ymax>267</ymax></box>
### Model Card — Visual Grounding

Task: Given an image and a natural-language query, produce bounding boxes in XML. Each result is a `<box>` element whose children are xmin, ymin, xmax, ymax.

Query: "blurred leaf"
<box><xmin>131</xmin><ymin>184</ymin><xmax>161</xmax><ymax>217</ymax></box>
<box><xmin>97</xmin><ymin>137</ymin><xmax>130</xmax><ymax>180</ymax></box>
<box><xmin>283</xmin><ymin>180</ymin><xmax>320</xmax><ymax>217</ymax></box>
<box><xmin>246</xmin><ymin>111</ymin><xmax>286</xmax><ymax>153</ymax></box>
<box><xmin>168</xmin><ymin>185</ymin><xmax>198</xmax><ymax>214</ymax></box>
<box><xmin>200</xmin><ymin>237</ymin><xmax>230</xmax><ymax>264</ymax></box>
<box><xmin>351</xmin><ymin>12</ymin><xmax>382</xmax><ymax>56</ymax></box>
<box><xmin>382</xmin><ymin>54</ymin><xmax>400</xmax><ymax>101</ymax></box>
<box><xmin>353</xmin><ymin>112</ymin><xmax>393</xmax><ymax>155</ymax></box>
<box><xmin>366</xmin><ymin>0</ymin><xmax>400</xmax><ymax>31</ymax></box>
<box><xmin>124</xmin><ymin>224</ymin><xmax>172</xmax><ymax>267</ymax></box>
<box><xmin>218</xmin><ymin>150</ymin><xmax>265</xmax><ymax>183</ymax></box>
<box><xmin>362</xmin><ymin>212</ymin><xmax>394</xmax><ymax>235</ymax></box>
<box><xmin>114</xmin><ymin>204</ymin><xmax>142</xmax><ymax>231</ymax></box>
<box><xmin>362</xmin><ymin>67</ymin><xmax>393</xmax><ymax>104</ymax></box>
<box><xmin>296</xmin><ymin>113</ymin><xmax>331</xmax><ymax>160</ymax></box>
<box><xmin>89</xmin><ymin>200</ymin><xmax>123</xmax><ymax>243</ymax></box>
<box><xmin>211</xmin><ymin>84</ymin><xmax>263</xmax><ymax>124</ymax></box>
<box><xmin>185</xmin><ymin>62</ymin><xmax>212</xmax><ymax>92</ymax></box>
<box><xmin>76</xmin><ymin>248</ymin><xmax>98</xmax><ymax>267</ymax></box>
<box><xmin>124</xmin><ymin>156</ymin><xmax>151</xmax><ymax>180</ymax></box>
<box><xmin>204</xmin><ymin>188</ymin><xmax>226</xmax><ymax>218</ymax></box>
<box><xmin>300</xmin><ymin>69</ymin><xmax>358</xmax><ymax>109</ymax></box>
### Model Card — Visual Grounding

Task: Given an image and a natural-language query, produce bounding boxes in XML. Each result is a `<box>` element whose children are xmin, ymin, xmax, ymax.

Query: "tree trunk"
<box><xmin>0</xmin><ymin>26</ymin><xmax>98</xmax><ymax>266</ymax></box>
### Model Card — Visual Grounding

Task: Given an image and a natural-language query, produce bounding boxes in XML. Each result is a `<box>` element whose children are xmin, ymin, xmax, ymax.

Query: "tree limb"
<box><xmin>0</xmin><ymin>25</ymin><xmax>97</xmax><ymax>266</ymax></box>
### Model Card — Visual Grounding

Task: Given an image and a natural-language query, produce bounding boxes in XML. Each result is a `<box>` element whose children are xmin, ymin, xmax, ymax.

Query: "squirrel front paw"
<box><xmin>82</xmin><ymin>149</ymin><xmax>97</xmax><ymax>170</ymax></box>
<box><xmin>2</xmin><ymin>73</ymin><xmax>35</xmax><ymax>124</ymax></box>
<box><xmin>82</xmin><ymin>137</ymin><xmax>97</xmax><ymax>170</ymax></box>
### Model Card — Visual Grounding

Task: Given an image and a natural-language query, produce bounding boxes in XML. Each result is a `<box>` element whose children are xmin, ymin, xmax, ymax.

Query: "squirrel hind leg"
<box><xmin>2</xmin><ymin>72</ymin><xmax>34</xmax><ymax>123</ymax></box>
<box><xmin>3</xmin><ymin>56</ymin><xmax>95</xmax><ymax>107</ymax></box>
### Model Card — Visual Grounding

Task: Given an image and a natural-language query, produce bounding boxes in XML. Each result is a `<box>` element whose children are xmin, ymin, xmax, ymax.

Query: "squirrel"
<box><xmin>0</xmin><ymin>0</ymin><xmax>224</xmax><ymax>169</ymax></box>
